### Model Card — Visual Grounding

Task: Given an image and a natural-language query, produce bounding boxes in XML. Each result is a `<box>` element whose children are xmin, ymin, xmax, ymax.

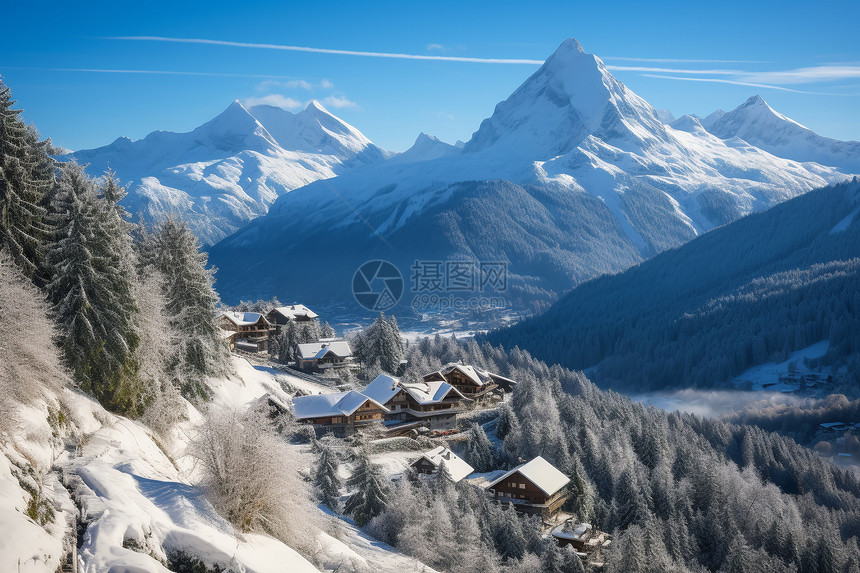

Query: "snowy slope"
<box><xmin>704</xmin><ymin>95</ymin><xmax>860</xmax><ymax>174</ymax></box>
<box><xmin>0</xmin><ymin>357</ymin><xmax>438</xmax><ymax>573</ymax></box>
<box><xmin>71</xmin><ymin>101</ymin><xmax>387</xmax><ymax>244</ymax></box>
<box><xmin>209</xmin><ymin>39</ymin><xmax>850</xmax><ymax>311</ymax></box>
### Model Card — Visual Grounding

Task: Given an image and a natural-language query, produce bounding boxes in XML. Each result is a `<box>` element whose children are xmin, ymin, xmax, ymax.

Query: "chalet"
<box><xmin>292</xmin><ymin>390</ymin><xmax>388</xmax><ymax>428</ymax></box>
<box><xmin>410</xmin><ymin>446</ymin><xmax>474</xmax><ymax>482</ymax></box>
<box><xmin>486</xmin><ymin>456</ymin><xmax>570</xmax><ymax>519</ymax></box>
<box><xmin>423</xmin><ymin>363</ymin><xmax>513</xmax><ymax>402</ymax></box>
<box><xmin>363</xmin><ymin>374</ymin><xmax>467</xmax><ymax>430</ymax></box>
<box><xmin>266</xmin><ymin>304</ymin><xmax>319</xmax><ymax>331</ymax></box>
<box><xmin>219</xmin><ymin>328</ymin><xmax>237</xmax><ymax>351</ymax></box>
<box><xmin>218</xmin><ymin>311</ymin><xmax>274</xmax><ymax>353</ymax></box>
<box><xmin>296</xmin><ymin>341</ymin><xmax>354</xmax><ymax>372</ymax></box>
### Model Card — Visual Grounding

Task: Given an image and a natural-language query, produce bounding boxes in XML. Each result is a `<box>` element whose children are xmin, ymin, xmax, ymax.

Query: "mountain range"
<box><xmin>71</xmin><ymin>100</ymin><xmax>387</xmax><ymax>244</ymax></box>
<box><xmin>485</xmin><ymin>177</ymin><xmax>860</xmax><ymax>391</ymax></box>
<box><xmin>205</xmin><ymin>39</ymin><xmax>855</xmax><ymax>313</ymax></box>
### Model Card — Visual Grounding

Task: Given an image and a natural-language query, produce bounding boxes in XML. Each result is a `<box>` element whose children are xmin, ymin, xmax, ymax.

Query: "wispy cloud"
<box><xmin>742</xmin><ymin>65</ymin><xmax>860</xmax><ymax>85</ymax></box>
<box><xmin>242</xmin><ymin>94</ymin><xmax>303</xmax><ymax>109</ymax></box>
<box><xmin>256</xmin><ymin>79</ymin><xmax>335</xmax><ymax>92</ymax></box>
<box><xmin>258</xmin><ymin>79</ymin><xmax>313</xmax><ymax>90</ymax></box>
<box><xmin>0</xmin><ymin>65</ymin><xmax>300</xmax><ymax>79</ymax></box>
<box><xmin>606</xmin><ymin>65</ymin><xmax>741</xmax><ymax>76</ymax></box>
<box><xmin>322</xmin><ymin>94</ymin><xmax>358</xmax><ymax>109</ymax></box>
<box><xmin>427</xmin><ymin>43</ymin><xmax>446</xmax><ymax>52</ymax></box>
<box><xmin>604</xmin><ymin>56</ymin><xmax>770</xmax><ymax>64</ymax></box>
<box><xmin>639</xmin><ymin>74</ymin><xmax>853</xmax><ymax>96</ymax></box>
<box><xmin>107</xmin><ymin>36</ymin><xmax>545</xmax><ymax>64</ymax></box>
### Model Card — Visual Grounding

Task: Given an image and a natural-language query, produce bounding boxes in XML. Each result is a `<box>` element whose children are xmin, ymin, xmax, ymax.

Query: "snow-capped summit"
<box><xmin>699</xmin><ymin>109</ymin><xmax>726</xmax><ymax>130</ymax></box>
<box><xmin>704</xmin><ymin>95</ymin><xmax>860</xmax><ymax>173</ymax></box>
<box><xmin>71</xmin><ymin>100</ymin><xmax>388</xmax><ymax>244</ymax></box>
<box><xmin>669</xmin><ymin>114</ymin><xmax>708</xmax><ymax>134</ymax></box>
<box><xmin>192</xmin><ymin>100</ymin><xmax>279</xmax><ymax>154</ymax></box>
<box><xmin>248</xmin><ymin>100</ymin><xmax>382</xmax><ymax>162</ymax></box>
<box><xmin>209</xmin><ymin>39</ymin><xmax>851</xmax><ymax>313</ymax></box>
<box><xmin>465</xmin><ymin>37</ymin><xmax>664</xmax><ymax>157</ymax></box>
<box><xmin>390</xmin><ymin>132</ymin><xmax>459</xmax><ymax>164</ymax></box>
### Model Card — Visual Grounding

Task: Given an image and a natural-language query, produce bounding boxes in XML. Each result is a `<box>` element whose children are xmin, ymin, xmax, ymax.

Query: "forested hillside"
<box><xmin>486</xmin><ymin>179</ymin><xmax>860</xmax><ymax>391</ymax></box>
<box><xmin>362</xmin><ymin>336</ymin><xmax>860</xmax><ymax>572</ymax></box>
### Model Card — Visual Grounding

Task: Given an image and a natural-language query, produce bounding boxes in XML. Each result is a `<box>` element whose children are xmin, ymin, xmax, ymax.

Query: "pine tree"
<box><xmin>561</xmin><ymin>546</ymin><xmax>586</xmax><ymax>573</ymax></box>
<box><xmin>493</xmin><ymin>503</ymin><xmax>526</xmax><ymax>560</ymax></box>
<box><xmin>46</xmin><ymin>162</ymin><xmax>140</xmax><ymax>413</ymax></box>
<box><xmin>314</xmin><ymin>444</ymin><xmax>342</xmax><ymax>511</ymax></box>
<box><xmin>0</xmin><ymin>79</ymin><xmax>54</xmax><ymax>281</ymax></box>
<box><xmin>142</xmin><ymin>218</ymin><xmax>228</xmax><ymax>397</ymax></box>
<box><xmin>354</xmin><ymin>313</ymin><xmax>404</xmax><ymax>374</ymax></box>
<box><xmin>465</xmin><ymin>423</ymin><xmax>496</xmax><ymax>472</ymax></box>
<box><xmin>344</xmin><ymin>450</ymin><xmax>389</xmax><ymax>526</ymax></box>
<box><xmin>540</xmin><ymin>541</ymin><xmax>566</xmax><ymax>573</ymax></box>
<box><xmin>320</xmin><ymin>321</ymin><xmax>336</xmax><ymax>338</ymax></box>
<box><xmin>569</xmin><ymin>460</ymin><xmax>595</xmax><ymax>523</ymax></box>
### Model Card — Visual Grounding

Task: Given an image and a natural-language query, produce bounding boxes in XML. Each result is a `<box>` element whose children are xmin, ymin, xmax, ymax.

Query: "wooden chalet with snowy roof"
<box><xmin>487</xmin><ymin>456</ymin><xmax>570</xmax><ymax>519</ymax></box>
<box><xmin>266</xmin><ymin>304</ymin><xmax>319</xmax><ymax>332</ymax></box>
<box><xmin>292</xmin><ymin>390</ymin><xmax>388</xmax><ymax>428</ymax></box>
<box><xmin>411</xmin><ymin>446</ymin><xmax>474</xmax><ymax>482</ymax></box>
<box><xmin>296</xmin><ymin>340</ymin><xmax>354</xmax><ymax>372</ymax></box>
<box><xmin>423</xmin><ymin>363</ymin><xmax>513</xmax><ymax>403</ymax></box>
<box><xmin>363</xmin><ymin>374</ymin><xmax>467</xmax><ymax>430</ymax></box>
<box><xmin>218</xmin><ymin>311</ymin><xmax>274</xmax><ymax>353</ymax></box>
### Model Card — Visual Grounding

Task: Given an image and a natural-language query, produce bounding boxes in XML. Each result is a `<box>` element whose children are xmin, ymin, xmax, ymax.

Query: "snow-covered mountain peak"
<box><xmin>246</xmin><ymin>99</ymin><xmax>376</xmax><ymax>157</ymax></box>
<box><xmin>71</xmin><ymin>98</ymin><xmax>388</xmax><ymax>244</ymax></box>
<box><xmin>700</xmin><ymin>109</ymin><xmax>726</xmax><ymax>130</ymax></box>
<box><xmin>669</xmin><ymin>114</ymin><xmax>708</xmax><ymax>134</ymax></box>
<box><xmin>464</xmin><ymin>38</ymin><xmax>663</xmax><ymax>158</ymax></box>
<box><xmin>389</xmin><ymin>132</ymin><xmax>459</xmax><ymax>164</ymax></box>
<box><xmin>703</xmin><ymin>95</ymin><xmax>860</xmax><ymax>173</ymax></box>
<box><xmin>191</xmin><ymin>99</ymin><xmax>277</xmax><ymax>153</ymax></box>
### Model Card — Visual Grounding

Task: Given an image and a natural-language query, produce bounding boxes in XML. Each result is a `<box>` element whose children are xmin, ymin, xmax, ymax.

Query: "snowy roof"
<box><xmin>820</xmin><ymin>422</ymin><xmax>847</xmax><ymax>428</ymax></box>
<box><xmin>487</xmin><ymin>456</ymin><xmax>570</xmax><ymax>497</ymax></box>
<box><xmin>297</xmin><ymin>341</ymin><xmax>352</xmax><ymax>360</ymax></box>
<box><xmin>292</xmin><ymin>390</ymin><xmax>388</xmax><ymax>420</ymax></box>
<box><xmin>402</xmin><ymin>381</ymin><xmax>464</xmax><ymax>405</ymax></box>
<box><xmin>362</xmin><ymin>374</ymin><xmax>403</xmax><ymax>405</ymax></box>
<box><xmin>218</xmin><ymin>328</ymin><xmax>236</xmax><ymax>339</ymax></box>
<box><xmin>437</xmin><ymin>363</ymin><xmax>490</xmax><ymax>386</ymax></box>
<box><xmin>552</xmin><ymin>522</ymin><xmax>592</xmax><ymax>542</ymax></box>
<box><xmin>219</xmin><ymin>311</ymin><xmax>270</xmax><ymax>327</ymax></box>
<box><xmin>269</xmin><ymin>304</ymin><xmax>319</xmax><ymax>321</ymax></box>
<box><xmin>362</xmin><ymin>374</ymin><xmax>465</xmax><ymax>406</ymax></box>
<box><xmin>414</xmin><ymin>446</ymin><xmax>474</xmax><ymax>482</ymax></box>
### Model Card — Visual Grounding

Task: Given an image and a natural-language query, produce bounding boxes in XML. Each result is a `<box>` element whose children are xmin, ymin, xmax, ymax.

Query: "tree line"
<box><xmin>487</xmin><ymin>179</ymin><xmax>860</xmax><ymax>392</ymax></box>
<box><xmin>0</xmin><ymin>78</ymin><xmax>229</xmax><ymax>421</ymax></box>
<box><xmin>316</xmin><ymin>334</ymin><xmax>860</xmax><ymax>572</ymax></box>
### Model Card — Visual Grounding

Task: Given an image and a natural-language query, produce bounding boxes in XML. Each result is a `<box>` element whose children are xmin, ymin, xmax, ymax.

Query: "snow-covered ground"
<box><xmin>734</xmin><ymin>340</ymin><xmax>831</xmax><ymax>392</ymax></box>
<box><xmin>0</xmin><ymin>356</ymin><xmax>436</xmax><ymax>572</ymax></box>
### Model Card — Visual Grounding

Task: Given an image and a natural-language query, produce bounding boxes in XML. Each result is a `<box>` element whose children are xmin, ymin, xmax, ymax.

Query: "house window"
<box><xmin>519</xmin><ymin>483</ymin><xmax>526</xmax><ymax>489</ymax></box>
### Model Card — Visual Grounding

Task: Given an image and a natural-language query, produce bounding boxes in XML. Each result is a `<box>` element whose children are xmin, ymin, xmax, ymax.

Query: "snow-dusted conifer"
<box><xmin>314</xmin><ymin>444</ymin><xmax>342</xmax><ymax>511</ymax></box>
<box><xmin>0</xmin><ymin>79</ymin><xmax>54</xmax><ymax>280</ymax></box>
<box><xmin>142</xmin><ymin>218</ymin><xmax>228</xmax><ymax>397</ymax></box>
<box><xmin>354</xmin><ymin>313</ymin><xmax>404</xmax><ymax>374</ymax></box>
<box><xmin>46</xmin><ymin>162</ymin><xmax>140</xmax><ymax>413</ymax></box>
<box><xmin>465</xmin><ymin>423</ymin><xmax>496</xmax><ymax>472</ymax></box>
<box><xmin>344</xmin><ymin>449</ymin><xmax>389</xmax><ymax>526</ymax></box>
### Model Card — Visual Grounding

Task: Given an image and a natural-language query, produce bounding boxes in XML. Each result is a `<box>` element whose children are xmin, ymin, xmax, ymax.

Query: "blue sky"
<box><xmin>3</xmin><ymin>0</ymin><xmax>858</xmax><ymax>152</ymax></box>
